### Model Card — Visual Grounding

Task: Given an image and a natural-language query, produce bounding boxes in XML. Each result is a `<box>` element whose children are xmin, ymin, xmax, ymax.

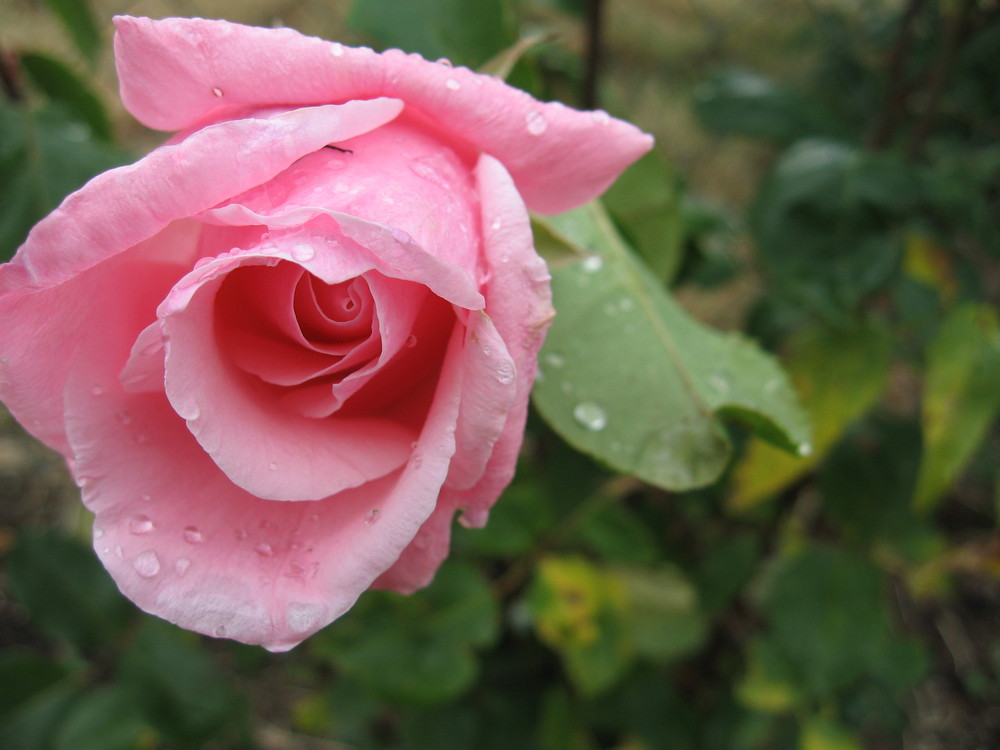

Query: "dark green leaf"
<box><xmin>119</xmin><ymin>619</ymin><xmax>242</xmax><ymax>746</ymax></box>
<box><xmin>52</xmin><ymin>686</ymin><xmax>151</xmax><ymax>750</ymax></box>
<box><xmin>19</xmin><ymin>53</ymin><xmax>113</xmax><ymax>141</ymax></box>
<box><xmin>41</xmin><ymin>0</ymin><xmax>103</xmax><ymax>64</ymax></box>
<box><xmin>0</xmin><ymin>652</ymin><xmax>74</xmax><ymax>722</ymax></box>
<box><xmin>349</xmin><ymin>0</ymin><xmax>512</xmax><ymax>67</ymax></box>
<box><xmin>7</xmin><ymin>530</ymin><xmax>132</xmax><ymax>651</ymax></box>
<box><xmin>693</xmin><ymin>69</ymin><xmax>837</xmax><ymax>144</ymax></box>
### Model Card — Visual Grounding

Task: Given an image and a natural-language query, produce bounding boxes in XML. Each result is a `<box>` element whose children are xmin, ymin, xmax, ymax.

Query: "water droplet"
<box><xmin>707</xmin><ymin>373</ymin><xmax>730</xmax><ymax>394</ymax></box>
<box><xmin>90</xmin><ymin>385</ymin><xmax>103</xmax><ymax>396</ymax></box>
<box><xmin>405</xmin><ymin>334</ymin><xmax>418</xmax><ymax>348</ymax></box>
<box><xmin>797</xmin><ymin>442</ymin><xmax>813</xmax><ymax>457</ymax></box>
<box><xmin>619</xmin><ymin>298</ymin><xmax>635</xmax><ymax>312</ymax></box>
<box><xmin>129</xmin><ymin>515</ymin><xmax>155</xmax><ymax>535</ymax></box>
<box><xmin>255</xmin><ymin>543</ymin><xmax>274</xmax><ymax>557</ymax></box>
<box><xmin>496</xmin><ymin>362</ymin><xmax>515</xmax><ymax>385</ymax></box>
<box><xmin>175</xmin><ymin>557</ymin><xmax>191</xmax><ymax>575</ymax></box>
<box><xmin>268</xmin><ymin>461</ymin><xmax>278</xmax><ymax>471</ymax></box>
<box><xmin>411</xmin><ymin>453</ymin><xmax>423</xmax><ymax>469</ymax></box>
<box><xmin>183</xmin><ymin>526</ymin><xmax>204</xmax><ymax>544</ymax></box>
<box><xmin>291</xmin><ymin>243</ymin><xmax>315</xmax><ymax>261</ymax></box>
<box><xmin>573</xmin><ymin>401</ymin><xmax>608</xmax><ymax>431</ymax></box>
<box><xmin>115</xmin><ymin>544</ymin><xmax>123</xmax><ymax>559</ymax></box>
<box><xmin>590</xmin><ymin>109</ymin><xmax>612</xmax><ymax>124</ymax></box>
<box><xmin>93</xmin><ymin>526</ymin><xmax>104</xmax><ymax>539</ymax></box>
<box><xmin>214</xmin><ymin>625</ymin><xmax>227</xmax><ymax>637</ymax></box>
<box><xmin>133</xmin><ymin>550</ymin><xmax>160</xmax><ymax>578</ymax></box>
<box><xmin>391</xmin><ymin>227</ymin><xmax>411</xmax><ymax>244</ymax></box>
<box><xmin>544</xmin><ymin>352</ymin><xmax>565</xmax><ymax>368</ymax></box>
<box><xmin>307</xmin><ymin>513</ymin><xmax>320</xmax><ymax>523</ymax></box>
<box><xmin>490</xmin><ymin>218</ymin><xmax>503</xmax><ymax>231</ymax></box>
<box><xmin>287</xmin><ymin>602</ymin><xmax>326</xmax><ymax>634</ymax></box>
<box><xmin>116</xmin><ymin>411</ymin><xmax>132</xmax><ymax>426</ymax></box>
<box><xmin>364</xmin><ymin>508</ymin><xmax>380</xmax><ymax>526</ymax></box>
<box><xmin>445</xmin><ymin>77</ymin><xmax>461</xmax><ymax>91</ymax></box>
<box><xmin>184</xmin><ymin>403</ymin><xmax>201</xmax><ymax>420</ymax></box>
<box><xmin>234</xmin><ymin>528</ymin><xmax>248</xmax><ymax>541</ymax></box>
<box><xmin>525</xmin><ymin>110</ymin><xmax>548</xmax><ymax>136</ymax></box>
<box><xmin>408</xmin><ymin>155</ymin><xmax>450</xmax><ymax>188</ymax></box>
<box><xmin>436</xmin><ymin>57</ymin><xmax>453</xmax><ymax>67</ymax></box>
<box><xmin>212</xmin><ymin>86</ymin><xmax>224</xmax><ymax>98</ymax></box>
<box><xmin>581</xmin><ymin>255</ymin><xmax>603</xmax><ymax>273</ymax></box>
<box><xmin>330</xmin><ymin>42</ymin><xmax>345</xmax><ymax>56</ymax></box>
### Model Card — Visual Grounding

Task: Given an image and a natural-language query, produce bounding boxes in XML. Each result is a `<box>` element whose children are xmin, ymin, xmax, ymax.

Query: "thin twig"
<box><xmin>866</xmin><ymin>0</ymin><xmax>927</xmax><ymax>150</ymax></box>
<box><xmin>907</xmin><ymin>0</ymin><xmax>975</xmax><ymax>160</ymax></box>
<box><xmin>581</xmin><ymin>0</ymin><xmax>605</xmax><ymax>109</ymax></box>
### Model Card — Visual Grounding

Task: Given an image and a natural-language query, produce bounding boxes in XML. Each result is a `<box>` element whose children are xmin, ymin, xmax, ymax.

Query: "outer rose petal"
<box><xmin>0</xmin><ymin>100</ymin><xmax>402</xmax><ymax>451</ymax></box>
<box><xmin>374</xmin><ymin>154</ymin><xmax>554</xmax><ymax>587</ymax></box>
<box><xmin>112</xmin><ymin>16</ymin><xmax>653</xmax><ymax>213</ymax></box>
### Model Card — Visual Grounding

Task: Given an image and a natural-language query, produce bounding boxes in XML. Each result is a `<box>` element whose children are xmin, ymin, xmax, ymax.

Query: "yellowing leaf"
<box><xmin>729</xmin><ymin>322</ymin><xmax>892</xmax><ymax>510</ymax></box>
<box><xmin>800</xmin><ymin>716</ymin><xmax>862</xmax><ymax>750</ymax></box>
<box><xmin>914</xmin><ymin>303</ymin><xmax>1000</xmax><ymax>511</ymax></box>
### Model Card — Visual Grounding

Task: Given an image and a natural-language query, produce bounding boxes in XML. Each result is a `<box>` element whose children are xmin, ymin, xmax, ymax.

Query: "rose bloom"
<box><xmin>0</xmin><ymin>17</ymin><xmax>651</xmax><ymax>650</ymax></box>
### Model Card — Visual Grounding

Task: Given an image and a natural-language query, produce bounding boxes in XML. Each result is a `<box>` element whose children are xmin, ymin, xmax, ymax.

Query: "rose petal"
<box><xmin>0</xmin><ymin>100</ymin><xmax>402</xmax><ymax>297</ymax></box>
<box><xmin>113</xmin><ymin>16</ymin><xmax>653</xmax><ymax>214</ymax></box>
<box><xmin>69</xmin><ymin>316</ymin><xmax>468</xmax><ymax>651</ymax></box>
<box><xmin>454</xmin><ymin>154</ymin><xmax>555</xmax><ymax>526</ymax></box>
<box><xmin>161</xmin><ymin>252</ymin><xmax>424</xmax><ymax>502</ymax></box>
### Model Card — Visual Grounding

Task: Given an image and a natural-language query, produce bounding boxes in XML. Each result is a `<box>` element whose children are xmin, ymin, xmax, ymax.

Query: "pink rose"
<box><xmin>0</xmin><ymin>16</ymin><xmax>651</xmax><ymax>650</ymax></box>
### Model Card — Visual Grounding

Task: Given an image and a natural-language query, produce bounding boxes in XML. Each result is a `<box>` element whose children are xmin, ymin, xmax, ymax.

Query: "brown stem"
<box><xmin>0</xmin><ymin>42</ymin><xmax>24</xmax><ymax>102</ymax></box>
<box><xmin>907</xmin><ymin>0</ymin><xmax>975</xmax><ymax>161</ymax></box>
<box><xmin>866</xmin><ymin>0</ymin><xmax>927</xmax><ymax>150</ymax></box>
<box><xmin>581</xmin><ymin>0</ymin><xmax>605</xmax><ymax>109</ymax></box>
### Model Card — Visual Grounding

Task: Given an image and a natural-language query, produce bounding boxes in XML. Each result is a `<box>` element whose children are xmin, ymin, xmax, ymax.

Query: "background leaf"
<box><xmin>40</xmin><ymin>0</ymin><xmax>102</xmax><ymax>64</ymax></box>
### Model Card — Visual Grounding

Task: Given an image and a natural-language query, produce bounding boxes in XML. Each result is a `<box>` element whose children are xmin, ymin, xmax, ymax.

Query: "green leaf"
<box><xmin>316</xmin><ymin>561</ymin><xmax>499</xmax><ymax>704</ymax></box>
<box><xmin>751</xmin><ymin>139</ymin><xmax>919</xmax><ymax>319</ymax></box>
<box><xmin>0</xmin><ymin>103</ymin><xmax>132</xmax><ymax>261</ymax></box>
<box><xmin>19</xmin><ymin>53</ymin><xmax>113</xmax><ymax>141</ymax></box>
<box><xmin>7</xmin><ymin>530</ymin><xmax>133</xmax><ymax>652</ymax></box>
<box><xmin>119</xmin><ymin>619</ymin><xmax>243</xmax><ymax>746</ymax></box>
<box><xmin>532</xmin><ymin>202</ymin><xmax>809</xmax><ymax>492</ymax></box>
<box><xmin>0</xmin><ymin>682</ymin><xmax>79</xmax><ymax>750</ymax></box>
<box><xmin>759</xmin><ymin>544</ymin><xmax>927</xmax><ymax>698</ymax></box>
<box><xmin>602</xmin><ymin>150</ymin><xmax>686</xmax><ymax>283</ymax></box>
<box><xmin>610</xmin><ymin>565</ymin><xmax>707</xmax><ymax>662</ymax></box>
<box><xmin>735</xmin><ymin>638</ymin><xmax>799</xmax><ymax>714</ymax></box>
<box><xmin>528</xmin><ymin>556</ymin><xmax>631</xmax><ymax>696</ymax></box>
<box><xmin>349</xmin><ymin>0</ymin><xmax>512</xmax><ymax>67</ymax></box>
<box><xmin>41</xmin><ymin>0</ymin><xmax>103</xmax><ymax>64</ymax></box>
<box><xmin>695</xmin><ymin>533</ymin><xmax>760</xmax><ymax>614</ymax></box>
<box><xmin>575</xmin><ymin>504</ymin><xmax>660</xmax><ymax>563</ymax></box>
<box><xmin>730</xmin><ymin>321</ymin><xmax>893</xmax><ymax>510</ymax></box>
<box><xmin>799</xmin><ymin>715</ymin><xmax>863</xmax><ymax>750</ymax></box>
<box><xmin>914</xmin><ymin>303</ymin><xmax>1000</xmax><ymax>511</ymax></box>
<box><xmin>52</xmin><ymin>687</ymin><xmax>151</xmax><ymax>750</ymax></box>
<box><xmin>693</xmin><ymin>69</ymin><xmax>836</xmax><ymax>144</ymax></box>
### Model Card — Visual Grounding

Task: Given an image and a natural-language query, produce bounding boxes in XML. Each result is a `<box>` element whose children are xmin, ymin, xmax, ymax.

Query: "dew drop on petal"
<box><xmin>591</xmin><ymin>109</ymin><xmax>612</xmax><ymax>124</ymax></box>
<box><xmin>90</xmin><ymin>385</ymin><xmax>103</xmax><ymax>396</ymax></box>
<box><xmin>115</xmin><ymin>544</ymin><xmax>123</xmax><ymax>559</ymax></box>
<box><xmin>183</xmin><ymin>526</ymin><xmax>204</xmax><ymax>544</ymax></box>
<box><xmin>525</xmin><ymin>110</ymin><xmax>548</xmax><ymax>135</ymax></box>
<box><xmin>214</xmin><ymin>625</ymin><xmax>227</xmax><ymax>637</ymax></box>
<box><xmin>391</xmin><ymin>227</ymin><xmax>411</xmax><ymax>244</ymax></box>
<box><xmin>255</xmin><ymin>543</ymin><xmax>274</xmax><ymax>557</ymax></box>
<box><xmin>93</xmin><ymin>527</ymin><xmax>104</xmax><ymax>540</ymax></box>
<box><xmin>129</xmin><ymin>515</ymin><xmax>155</xmax><ymax>535</ymax></box>
<box><xmin>133</xmin><ymin>550</ymin><xmax>160</xmax><ymax>578</ymax></box>
<box><xmin>330</xmin><ymin>42</ymin><xmax>345</xmax><ymax>56</ymax></box>
<box><xmin>174</xmin><ymin>557</ymin><xmax>191</xmax><ymax>575</ymax></box>
<box><xmin>490</xmin><ymin>218</ymin><xmax>503</xmax><ymax>231</ymax></box>
<box><xmin>291</xmin><ymin>243</ymin><xmax>315</xmax><ymax>262</ymax></box>
<box><xmin>496</xmin><ymin>362</ymin><xmax>516</xmax><ymax>385</ymax></box>
<box><xmin>364</xmin><ymin>508</ymin><xmax>380</xmax><ymax>526</ymax></box>
<box><xmin>445</xmin><ymin>77</ymin><xmax>461</xmax><ymax>90</ymax></box>
<box><xmin>573</xmin><ymin>401</ymin><xmax>608</xmax><ymax>432</ymax></box>
<box><xmin>287</xmin><ymin>602</ymin><xmax>327</xmax><ymax>634</ymax></box>
<box><xmin>212</xmin><ymin>86</ymin><xmax>224</xmax><ymax>98</ymax></box>
<box><xmin>405</xmin><ymin>334</ymin><xmax>418</xmax><ymax>348</ymax></box>
<box><xmin>268</xmin><ymin>461</ymin><xmax>278</xmax><ymax>471</ymax></box>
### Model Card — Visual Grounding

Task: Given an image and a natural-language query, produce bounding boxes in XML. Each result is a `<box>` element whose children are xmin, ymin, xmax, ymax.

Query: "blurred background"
<box><xmin>1</xmin><ymin>0</ymin><xmax>999</xmax><ymax>748</ymax></box>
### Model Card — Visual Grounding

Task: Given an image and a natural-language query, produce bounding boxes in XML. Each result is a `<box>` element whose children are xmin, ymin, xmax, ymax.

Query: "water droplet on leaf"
<box><xmin>573</xmin><ymin>401</ymin><xmax>608</xmax><ymax>431</ymax></box>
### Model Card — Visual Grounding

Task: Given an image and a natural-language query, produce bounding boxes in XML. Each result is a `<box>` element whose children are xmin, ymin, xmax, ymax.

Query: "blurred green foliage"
<box><xmin>2</xmin><ymin>0</ymin><xmax>1000</xmax><ymax>748</ymax></box>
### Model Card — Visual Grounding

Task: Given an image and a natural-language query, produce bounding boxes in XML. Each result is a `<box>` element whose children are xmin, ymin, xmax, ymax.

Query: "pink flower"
<box><xmin>0</xmin><ymin>16</ymin><xmax>652</xmax><ymax>650</ymax></box>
